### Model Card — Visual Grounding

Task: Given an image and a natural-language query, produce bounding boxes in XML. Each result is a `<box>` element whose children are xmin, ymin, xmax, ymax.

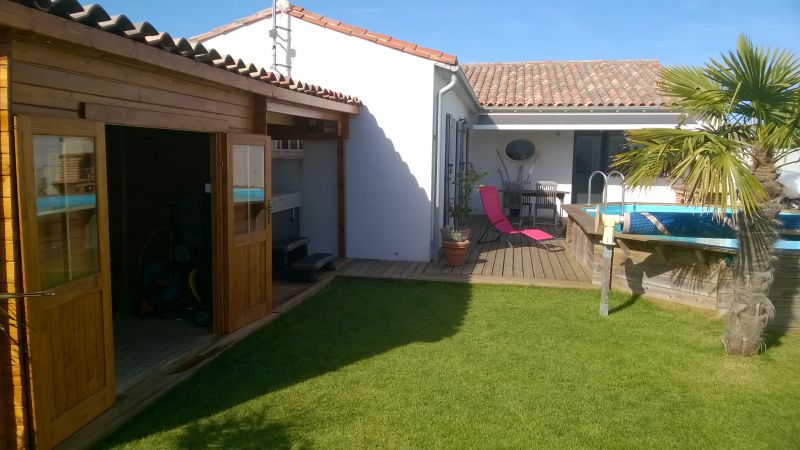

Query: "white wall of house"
<box><xmin>468</xmin><ymin>130</ymin><xmax>575</xmax><ymax>214</ymax></box>
<box><xmin>468</xmin><ymin>129</ymin><xmax>678</xmax><ymax>213</ymax></box>
<box><xmin>435</xmin><ymin>68</ymin><xmax>477</xmax><ymax>250</ymax></box>
<box><xmin>300</xmin><ymin>141</ymin><xmax>338</xmax><ymax>255</ymax></box>
<box><xmin>203</xmin><ymin>15</ymin><xmax>445</xmax><ymax>261</ymax></box>
<box><xmin>270</xmin><ymin>146</ymin><xmax>338</xmax><ymax>255</ymax></box>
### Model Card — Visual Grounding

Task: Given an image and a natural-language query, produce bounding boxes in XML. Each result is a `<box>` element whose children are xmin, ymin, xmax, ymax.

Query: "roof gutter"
<box><xmin>434</xmin><ymin>62</ymin><xmax>482</xmax><ymax>111</ymax></box>
<box><xmin>430</xmin><ymin>70</ymin><xmax>459</xmax><ymax>261</ymax></box>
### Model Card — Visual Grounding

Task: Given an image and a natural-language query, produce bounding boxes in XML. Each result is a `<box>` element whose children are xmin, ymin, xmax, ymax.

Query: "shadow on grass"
<box><xmin>100</xmin><ymin>278</ymin><xmax>471</xmax><ymax>448</ymax></box>
<box><xmin>170</xmin><ymin>415</ymin><xmax>299</xmax><ymax>450</ymax></box>
<box><xmin>609</xmin><ymin>294</ymin><xmax>639</xmax><ymax>314</ymax></box>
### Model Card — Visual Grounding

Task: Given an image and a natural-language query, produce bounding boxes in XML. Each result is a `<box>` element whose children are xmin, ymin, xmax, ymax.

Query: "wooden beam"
<box><xmin>0</xmin><ymin>2</ymin><xmax>359</xmax><ymax>115</ymax></box>
<box><xmin>266</xmin><ymin>111</ymin><xmax>295</xmax><ymax>127</ymax></box>
<box><xmin>338</xmin><ymin>114</ymin><xmax>349</xmax><ymax>138</ymax></box>
<box><xmin>267</xmin><ymin>102</ymin><xmax>340</xmax><ymax>122</ymax></box>
<box><xmin>269</xmin><ymin>131</ymin><xmax>338</xmax><ymax>140</ymax></box>
<box><xmin>337</xmin><ymin>134</ymin><xmax>346</xmax><ymax>257</ymax></box>
<box><xmin>83</xmin><ymin>103</ymin><xmax>230</xmax><ymax>132</ymax></box>
<box><xmin>253</xmin><ymin>95</ymin><xmax>267</xmax><ymax>134</ymax></box>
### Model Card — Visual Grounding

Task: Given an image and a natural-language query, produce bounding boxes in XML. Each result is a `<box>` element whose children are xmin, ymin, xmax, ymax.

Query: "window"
<box><xmin>272</xmin><ymin>139</ymin><xmax>304</xmax><ymax>152</ymax></box>
<box><xmin>232</xmin><ymin>144</ymin><xmax>266</xmax><ymax>234</ymax></box>
<box><xmin>504</xmin><ymin>139</ymin><xmax>535</xmax><ymax>161</ymax></box>
<box><xmin>34</xmin><ymin>135</ymin><xmax>99</xmax><ymax>288</ymax></box>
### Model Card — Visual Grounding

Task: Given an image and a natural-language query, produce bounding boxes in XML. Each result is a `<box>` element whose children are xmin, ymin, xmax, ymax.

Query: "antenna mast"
<box><xmin>270</xmin><ymin>0</ymin><xmax>294</xmax><ymax>78</ymax></box>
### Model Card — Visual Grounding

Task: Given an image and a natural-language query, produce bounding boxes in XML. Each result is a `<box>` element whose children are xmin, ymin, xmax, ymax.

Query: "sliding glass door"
<box><xmin>571</xmin><ymin>131</ymin><xmax>627</xmax><ymax>204</ymax></box>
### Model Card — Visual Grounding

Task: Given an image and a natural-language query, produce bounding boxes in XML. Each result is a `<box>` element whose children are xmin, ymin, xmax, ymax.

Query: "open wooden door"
<box><xmin>215</xmin><ymin>133</ymin><xmax>272</xmax><ymax>333</ymax></box>
<box><xmin>15</xmin><ymin>116</ymin><xmax>114</xmax><ymax>448</ymax></box>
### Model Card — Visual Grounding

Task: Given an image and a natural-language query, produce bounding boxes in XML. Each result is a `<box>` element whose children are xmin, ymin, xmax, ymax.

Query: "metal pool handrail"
<box><xmin>607</xmin><ymin>171</ymin><xmax>626</xmax><ymax>217</ymax></box>
<box><xmin>587</xmin><ymin>171</ymin><xmax>607</xmax><ymax>207</ymax></box>
<box><xmin>586</xmin><ymin>171</ymin><xmax>626</xmax><ymax>216</ymax></box>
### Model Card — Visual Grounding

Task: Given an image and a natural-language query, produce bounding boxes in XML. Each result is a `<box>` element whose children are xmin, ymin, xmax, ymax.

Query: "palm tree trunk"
<box><xmin>723</xmin><ymin>156</ymin><xmax>782</xmax><ymax>356</ymax></box>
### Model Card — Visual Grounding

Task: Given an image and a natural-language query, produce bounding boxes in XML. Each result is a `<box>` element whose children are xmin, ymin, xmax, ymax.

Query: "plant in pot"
<box><xmin>447</xmin><ymin>162</ymin><xmax>487</xmax><ymax>241</ymax></box>
<box><xmin>441</xmin><ymin>226</ymin><xmax>469</xmax><ymax>266</ymax></box>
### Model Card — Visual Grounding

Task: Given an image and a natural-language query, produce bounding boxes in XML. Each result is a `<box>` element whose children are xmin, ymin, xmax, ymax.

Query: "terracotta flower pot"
<box><xmin>442</xmin><ymin>240</ymin><xmax>470</xmax><ymax>266</ymax></box>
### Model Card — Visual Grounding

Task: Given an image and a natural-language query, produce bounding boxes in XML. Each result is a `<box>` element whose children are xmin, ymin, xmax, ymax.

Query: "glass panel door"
<box><xmin>15</xmin><ymin>116</ymin><xmax>114</xmax><ymax>448</ymax></box>
<box><xmin>221</xmin><ymin>133</ymin><xmax>272</xmax><ymax>333</ymax></box>
<box><xmin>572</xmin><ymin>132</ymin><xmax>603</xmax><ymax>203</ymax></box>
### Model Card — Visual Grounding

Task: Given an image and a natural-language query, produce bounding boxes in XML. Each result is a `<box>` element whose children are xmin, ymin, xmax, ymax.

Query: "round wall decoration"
<box><xmin>504</xmin><ymin>139</ymin><xmax>535</xmax><ymax>161</ymax></box>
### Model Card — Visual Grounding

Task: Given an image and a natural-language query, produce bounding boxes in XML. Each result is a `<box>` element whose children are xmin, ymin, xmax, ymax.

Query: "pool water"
<box><xmin>582</xmin><ymin>204</ymin><xmax>800</xmax><ymax>251</ymax></box>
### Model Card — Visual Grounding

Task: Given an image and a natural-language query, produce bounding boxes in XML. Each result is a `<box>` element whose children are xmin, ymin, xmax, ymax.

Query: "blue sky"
<box><xmin>96</xmin><ymin>0</ymin><xmax>799</xmax><ymax>66</ymax></box>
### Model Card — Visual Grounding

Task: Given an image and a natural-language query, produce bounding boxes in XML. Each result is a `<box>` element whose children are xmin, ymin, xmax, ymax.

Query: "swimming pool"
<box><xmin>581</xmin><ymin>204</ymin><xmax>800</xmax><ymax>252</ymax></box>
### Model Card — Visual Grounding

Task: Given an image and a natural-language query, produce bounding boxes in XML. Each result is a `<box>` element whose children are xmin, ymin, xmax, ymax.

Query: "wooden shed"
<box><xmin>0</xmin><ymin>1</ymin><xmax>360</xmax><ymax>448</ymax></box>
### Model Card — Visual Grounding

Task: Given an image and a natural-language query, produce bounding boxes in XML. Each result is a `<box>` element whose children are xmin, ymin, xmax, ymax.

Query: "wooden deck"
<box><xmin>340</xmin><ymin>216</ymin><xmax>594</xmax><ymax>288</ymax></box>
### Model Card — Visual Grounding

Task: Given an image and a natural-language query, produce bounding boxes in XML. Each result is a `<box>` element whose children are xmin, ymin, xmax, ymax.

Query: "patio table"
<box><xmin>499</xmin><ymin>189</ymin><xmax>570</xmax><ymax>225</ymax></box>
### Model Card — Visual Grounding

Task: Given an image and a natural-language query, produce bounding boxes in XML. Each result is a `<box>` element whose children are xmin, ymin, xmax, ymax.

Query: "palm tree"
<box><xmin>613</xmin><ymin>36</ymin><xmax>800</xmax><ymax>356</ymax></box>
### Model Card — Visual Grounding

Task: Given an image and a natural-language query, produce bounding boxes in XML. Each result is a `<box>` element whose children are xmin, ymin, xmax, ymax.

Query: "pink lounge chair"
<box><xmin>478</xmin><ymin>186</ymin><xmax>563</xmax><ymax>252</ymax></box>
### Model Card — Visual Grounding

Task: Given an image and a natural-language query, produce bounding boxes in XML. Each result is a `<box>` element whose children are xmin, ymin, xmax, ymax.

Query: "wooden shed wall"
<box><xmin>9</xmin><ymin>32</ymin><xmax>263</xmax><ymax>134</ymax></box>
<box><xmin>1</xmin><ymin>29</ymin><xmax>28</xmax><ymax>449</ymax></box>
<box><xmin>0</xmin><ymin>30</ymin><xmax>274</xmax><ymax>448</ymax></box>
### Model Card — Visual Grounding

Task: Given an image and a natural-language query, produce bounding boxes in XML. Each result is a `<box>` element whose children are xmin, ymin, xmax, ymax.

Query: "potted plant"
<box><xmin>447</xmin><ymin>162</ymin><xmax>487</xmax><ymax>240</ymax></box>
<box><xmin>441</xmin><ymin>226</ymin><xmax>469</xmax><ymax>266</ymax></box>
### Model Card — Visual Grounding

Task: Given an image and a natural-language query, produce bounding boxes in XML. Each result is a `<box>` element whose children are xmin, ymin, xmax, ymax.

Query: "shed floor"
<box><xmin>113</xmin><ymin>314</ymin><xmax>213</xmax><ymax>394</ymax></box>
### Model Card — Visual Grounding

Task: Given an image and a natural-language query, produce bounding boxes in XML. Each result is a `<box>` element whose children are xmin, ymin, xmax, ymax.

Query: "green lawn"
<box><xmin>101</xmin><ymin>279</ymin><xmax>800</xmax><ymax>449</ymax></box>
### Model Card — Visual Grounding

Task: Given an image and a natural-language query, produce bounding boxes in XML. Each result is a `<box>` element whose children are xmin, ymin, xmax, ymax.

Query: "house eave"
<box><xmin>472</xmin><ymin>109</ymin><xmax>692</xmax><ymax>131</ymax></box>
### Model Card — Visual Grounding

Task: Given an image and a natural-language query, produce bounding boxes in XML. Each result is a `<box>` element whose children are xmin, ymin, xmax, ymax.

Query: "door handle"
<box><xmin>0</xmin><ymin>290</ymin><xmax>55</xmax><ymax>300</ymax></box>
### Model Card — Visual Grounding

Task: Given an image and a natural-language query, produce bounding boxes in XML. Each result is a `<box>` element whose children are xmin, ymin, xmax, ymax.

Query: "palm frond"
<box><xmin>706</xmin><ymin>35</ymin><xmax>800</xmax><ymax>125</ymax></box>
<box><xmin>659</xmin><ymin>65</ymin><xmax>727</xmax><ymax>121</ymax></box>
<box><xmin>615</xmin><ymin>128</ymin><xmax>765</xmax><ymax>220</ymax></box>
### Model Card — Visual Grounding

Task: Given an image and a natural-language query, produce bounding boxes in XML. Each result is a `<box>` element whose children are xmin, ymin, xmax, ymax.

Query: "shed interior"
<box><xmin>105</xmin><ymin>125</ymin><xmax>215</xmax><ymax>393</ymax></box>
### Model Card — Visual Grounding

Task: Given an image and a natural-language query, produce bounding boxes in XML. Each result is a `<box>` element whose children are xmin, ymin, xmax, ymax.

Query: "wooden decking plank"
<box><xmin>492</xmin><ymin>238</ymin><xmax>506</xmax><ymax>277</ymax></box>
<box><xmin>529</xmin><ymin>242</ymin><xmax>545</xmax><ymax>278</ymax></box>
<box><xmin>546</xmin><ymin>247</ymin><xmax>567</xmax><ymax>281</ymax></box>
<box><xmin>383</xmin><ymin>261</ymin><xmax>404</xmax><ymax>278</ymax></box>
<box><xmin>521</xmin><ymin>240</ymin><xmax>533</xmax><ymax>278</ymax></box>
<box><xmin>412</xmin><ymin>261</ymin><xmax>429</xmax><ymax>278</ymax></box>
<box><xmin>397</xmin><ymin>261</ymin><xmax>415</xmax><ymax>278</ymax></box>
<box><xmin>512</xmin><ymin>235</ymin><xmax>524</xmax><ymax>278</ymax></box>
<box><xmin>556</xmin><ymin>249</ymin><xmax>579</xmax><ymax>282</ymax></box>
<box><xmin>471</xmin><ymin>239</ymin><xmax>488</xmax><ymax>276</ymax></box>
<box><xmin>484</xmin><ymin>235</ymin><xmax>498</xmax><ymax>276</ymax></box>
<box><xmin>378</xmin><ymin>260</ymin><xmax>400</xmax><ymax>278</ymax></box>
<box><xmin>536</xmin><ymin>245</ymin><xmax>556</xmax><ymax>279</ymax></box>
<box><xmin>342</xmin><ymin>259</ymin><xmax>369</xmax><ymax>277</ymax></box>
<box><xmin>425</xmin><ymin>258</ymin><xmax>446</xmax><ymax>275</ymax></box>
<box><xmin>365</xmin><ymin>259</ymin><xmax>390</xmax><ymax>278</ymax></box>
<box><xmin>502</xmin><ymin>239</ymin><xmax>514</xmax><ymax>278</ymax></box>
<box><xmin>461</xmin><ymin>238</ymin><xmax>482</xmax><ymax>276</ymax></box>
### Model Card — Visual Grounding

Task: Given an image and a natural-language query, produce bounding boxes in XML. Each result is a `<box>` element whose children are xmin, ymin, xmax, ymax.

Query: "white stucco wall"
<box><xmin>469</xmin><ymin>130</ymin><xmax>576</xmax><ymax>214</ymax></box>
<box><xmin>469</xmin><ymin>129</ymin><xmax>678</xmax><ymax>212</ymax></box>
<box><xmin>300</xmin><ymin>141</ymin><xmax>338</xmax><ymax>255</ymax></box>
<box><xmin>434</xmin><ymin>69</ymin><xmax>476</xmax><ymax>250</ymax></box>
<box><xmin>203</xmin><ymin>15</ymin><xmax>444</xmax><ymax>261</ymax></box>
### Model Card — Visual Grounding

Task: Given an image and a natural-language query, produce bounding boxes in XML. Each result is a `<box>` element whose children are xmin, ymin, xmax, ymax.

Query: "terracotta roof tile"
<box><xmin>11</xmin><ymin>0</ymin><xmax>360</xmax><ymax>106</ymax></box>
<box><xmin>193</xmin><ymin>5</ymin><xmax>458</xmax><ymax>66</ymax></box>
<box><xmin>463</xmin><ymin>60</ymin><xmax>668</xmax><ymax>108</ymax></box>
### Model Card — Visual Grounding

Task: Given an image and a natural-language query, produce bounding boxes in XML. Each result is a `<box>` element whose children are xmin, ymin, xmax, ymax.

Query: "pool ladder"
<box><xmin>587</xmin><ymin>171</ymin><xmax>626</xmax><ymax>216</ymax></box>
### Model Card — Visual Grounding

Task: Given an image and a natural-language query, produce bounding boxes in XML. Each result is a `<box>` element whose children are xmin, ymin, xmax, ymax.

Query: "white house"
<box><xmin>194</xmin><ymin>5</ymin><xmax>685</xmax><ymax>262</ymax></box>
<box><xmin>194</xmin><ymin>7</ymin><xmax>479</xmax><ymax>262</ymax></box>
